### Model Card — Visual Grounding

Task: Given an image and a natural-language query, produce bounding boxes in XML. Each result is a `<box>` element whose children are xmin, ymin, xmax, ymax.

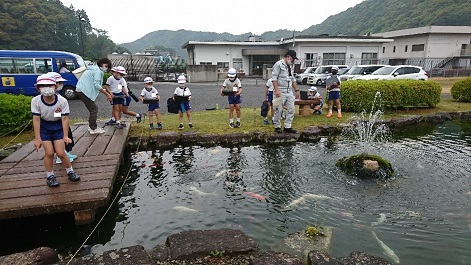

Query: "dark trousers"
<box><xmin>76</xmin><ymin>92</ymin><xmax>98</xmax><ymax>130</ymax></box>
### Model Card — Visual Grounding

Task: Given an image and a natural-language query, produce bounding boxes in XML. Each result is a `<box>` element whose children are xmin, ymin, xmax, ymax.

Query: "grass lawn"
<box><xmin>2</xmin><ymin>77</ymin><xmax>471</xmax><ymax>147</ymax></box>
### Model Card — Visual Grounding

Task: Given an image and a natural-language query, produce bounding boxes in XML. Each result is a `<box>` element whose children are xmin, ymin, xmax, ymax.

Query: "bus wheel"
<box><xmin>62</xmin><ymin>85</ymin><xmax>76</xmax><ymax>100</ymax></box>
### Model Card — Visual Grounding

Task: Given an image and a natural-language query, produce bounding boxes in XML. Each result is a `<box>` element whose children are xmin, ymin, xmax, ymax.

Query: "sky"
<box><xmin>60</xmin><ymin>0</ymin><xmax>365</xmax><ymax>44</ymax></box>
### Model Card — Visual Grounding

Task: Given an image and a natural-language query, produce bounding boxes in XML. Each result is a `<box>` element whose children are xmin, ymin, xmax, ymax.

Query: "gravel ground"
<box><xmin>67</xmin><ymin>78</ymin><xmax>319</xmax><ymax>121</ymax></box>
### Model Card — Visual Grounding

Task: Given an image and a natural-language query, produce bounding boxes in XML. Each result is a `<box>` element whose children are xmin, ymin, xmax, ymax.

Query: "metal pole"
<box><xmin>79</xmin><ymin>17</ymin><xmax>85</xmax><ymax>56</ymax></box>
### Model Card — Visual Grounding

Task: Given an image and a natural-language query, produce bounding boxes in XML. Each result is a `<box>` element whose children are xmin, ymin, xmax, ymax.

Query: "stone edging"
<box><xmin>127</xmin><ymin>111</ymin><xmax>471</xmax><ymax>149</ymax></box>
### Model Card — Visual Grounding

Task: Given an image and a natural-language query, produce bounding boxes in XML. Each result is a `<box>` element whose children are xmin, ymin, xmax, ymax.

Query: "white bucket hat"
<box><xmin>35</xmin><ymin>74</ymin><xmax>56</xmax><ymax>86</ymax></box>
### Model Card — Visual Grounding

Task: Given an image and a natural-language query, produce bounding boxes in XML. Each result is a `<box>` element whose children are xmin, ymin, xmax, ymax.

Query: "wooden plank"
<box><xmin>0</xmin><ymin>188</ymin><xmax>110</xmax><ymax>219</ymax></box>
<box><xmin>0</xmin><ymin>178</ymin><xmax>112</xmax><ymax>200</ymax></box>
<box><xmin>0</xmin><ymin>162</ymin><xmax>16</xmax><ymax>169</ymax></box>
<box><xmin>86</xmin><ymin>134</ymin><xmax>112</xmax><ymax>156</ymax></box>
<box><xmin>0</xmin><ymin>171</ymin><xmax>114</xmax><ymax>193</ymax></box>
<box><xmin>0</xmin><ymin>141</ymin><xmax>36</xmax><ymax>163</ymax></box>
<box><xmin>104</xmin><ymin>134</ymin><xmax>127</xmax><ymax>155</ymax></box>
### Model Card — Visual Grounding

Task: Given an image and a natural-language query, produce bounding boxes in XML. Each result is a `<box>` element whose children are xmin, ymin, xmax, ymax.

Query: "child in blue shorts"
<box><xmin>220</xmin><ymin>68</ymin><xmax>242</xmax><ymax>128</ymax></box>
<box><xmin>140</xmin><ymin>77</ymin><xmax>162</xmax><ymax>130</ymax></box>
<box><xmin>174</xmin><ymin>75</ymin><xmax>193</xmax><ymax>129</ymax></box>
<box><xmin>31</xmin><ymin>74</ymin><xmax>80</xmax><ymax>187</ymax></box>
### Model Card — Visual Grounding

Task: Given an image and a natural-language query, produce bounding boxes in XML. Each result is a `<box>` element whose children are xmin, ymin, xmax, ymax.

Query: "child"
<box><xmin>105</xmin><ymin>75</ymin><xmax>142</xmax><ymax>125</ymax></box>
<box><xmin>173</xmin><ymin>75</ymin><xmax>193</xmax><ymax>129</ymax></box>
<box><xmin>263</xmin><ymin>78</ymin><xmax>275</xmax><ymax>125</ymax></box>
<box><xmin>308</xmin><ymin>86</ymin><xmax>323</xmax><ymax>115</ymax></box>
<box><xmin>220</xmin><ymin>68</ymin><xmax>242</xmax><ymax>128</ymax></box>
<box><xmin>140</xmin><ymin>77</ymin><xmax>162</xmax><ymax>130</ymax></box>
<box><xmin>31</xmin><ymin>74</ymin><xmax>80</xmax><ymax>187</ymax></box>
<box><xmin>104</xmin><ymin>66</ymin><xmax>128</xmax><ymax>129</ymax></box>
<box><xmin>46</xmin><ymin>72</ymin><xmax>77</xmax><ymax>164</ymax></box>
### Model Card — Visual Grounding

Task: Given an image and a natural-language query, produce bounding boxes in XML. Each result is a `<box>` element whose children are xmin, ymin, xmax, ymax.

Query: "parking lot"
<box><xmin>67</xmin><ymin>78</ymin><xmax>323</xmax><ymax>121</ymax></box>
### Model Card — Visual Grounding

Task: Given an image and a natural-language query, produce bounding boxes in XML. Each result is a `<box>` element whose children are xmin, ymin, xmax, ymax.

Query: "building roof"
<box><xmin>373</xmin><ymin>25</ymin><xmax>471</xmax><ymax>38</ymax></box>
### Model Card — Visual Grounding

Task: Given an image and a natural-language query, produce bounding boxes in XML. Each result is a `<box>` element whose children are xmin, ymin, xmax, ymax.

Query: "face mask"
<box><xmin>286</xmin><ymin>58</ymin><xmax>293</xmax><ymax>65</ymax></box>
<box><xmin>114</xmin><ymin>75</ymin><xmax>121</xmax><ymax>80</ymax></box>
<box><xmin>57</xmin><ymin>84</ymin><xmax>63</xmax><ymax>91</ymax></box>
<box><xmin>229</xmin><ymin>77</ymin><xmax>236</xmax><ymax>82</ymax></box>
<box><xmin>145</xmin><ymin>85</ymin><xmax>152</xmax><ymax>89</ymax></box>
<box><xmin>40</xmin><ymin>86</ymin><xmax>55</xmax><ymax>96</ymax></box>
<box><xmin>179</xmin><ymin>84</ymin><xmax>186</xmax><ymax>88</ymax></box>
<box><xmin>99</xmin><ymin>66</ymin><xmax>108</xmax><ymax>72</ymax></box>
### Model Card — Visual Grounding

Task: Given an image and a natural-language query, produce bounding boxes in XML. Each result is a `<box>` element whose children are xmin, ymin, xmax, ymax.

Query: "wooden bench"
<box><xmin>294</xmin><ymin>99</ymin><xmax>321</xmax><ymax>116</ymax></box>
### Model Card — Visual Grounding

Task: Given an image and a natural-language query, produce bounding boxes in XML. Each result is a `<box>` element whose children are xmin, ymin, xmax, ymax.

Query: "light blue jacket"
<box><xmin>76</xmin><ymin>65</ymin><xmax>104</xmax><ymax>101</ymax></box>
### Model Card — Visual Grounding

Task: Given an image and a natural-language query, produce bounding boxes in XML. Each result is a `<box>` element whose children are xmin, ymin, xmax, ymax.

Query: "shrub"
<box><xmin>0</xmin><ymin>94</ymin><xmax>33</xmax><ymax>135</ymax></box>
<box><xmin>341</xmin><ymin>80</ymin><xmax>441</xmax><ymax>112</ymax></box>
<box><xmin>450</xmin><ymin>77</ymin><xmax>471</xmax><ymax>102</ymax></box>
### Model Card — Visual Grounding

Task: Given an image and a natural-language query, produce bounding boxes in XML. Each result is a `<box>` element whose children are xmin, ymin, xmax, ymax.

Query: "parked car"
<box><xmin>340</xmin><ymin>65</ymin><xmax>388</xmax><ymax>81</ymax></box>
<box><xmin>307</xmin><ymin>65</ymin><xmax>349</xmax><ymax>85</ymax></box>
<box><xmin>295</xmin><ymin>66</ymin><xmax>317</xmax><ymax>84</ymax></box>
<box><xmin>353</xmin><ymin>65</ymin><xmax>429</xmax><ymax>80</ymax></box>
<box><xmin>320</xmin><ymin>68</ymin><xmax>350</xmax><ymax>84</ymax></box>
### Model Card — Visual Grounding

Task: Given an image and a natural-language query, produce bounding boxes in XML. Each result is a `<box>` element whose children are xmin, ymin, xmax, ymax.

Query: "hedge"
<box><xmin>340</xmin><ymin>79</ymin><xmax>441</xmax><ymax>112</ymax></box>
<box><xmin>450</xmin><ymin>77</ymin><xmax>471</xmax><ymax>102</ymax></box>
<box><xmin>0</xmin><ymin>94</ymin><xmax>33</xmax><ymax>135</ymax></box>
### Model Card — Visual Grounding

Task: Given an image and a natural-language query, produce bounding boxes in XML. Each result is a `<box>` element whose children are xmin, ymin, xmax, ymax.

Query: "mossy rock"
<box><xmin>336</xmin><ymin>153</ymin><xmax>394</xmax><ymax>179</ymax></box>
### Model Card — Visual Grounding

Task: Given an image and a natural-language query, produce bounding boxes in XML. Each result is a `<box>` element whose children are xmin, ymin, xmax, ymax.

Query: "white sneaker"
<box><xmin>55</xmin><ymin>157</ymin><xmax>62</xmax><ymax>164</ymax></box>
<box><xmin>89</xmin><ymin>127</ymin><xmax>105</xmax><ymax>134</ymax></box>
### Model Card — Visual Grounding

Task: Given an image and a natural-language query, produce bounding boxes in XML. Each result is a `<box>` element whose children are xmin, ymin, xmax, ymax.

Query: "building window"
<box><xmin>382</xmin><ymin>47</ymin><xmax>385</xmax><ymax>53</ymax></box>
<box><xmin>322</xmin><ymin>53</ymin><xmax>345</xmax><ymax>65</ymax></box>
<box><xmin>304</xmin><ymin>53</ymin><xmax>318</xmax><ymax>67</ymax></box>
<box><xmin>393</xmin><ymin>46</ymin><xmax>396</xmax><ymax>53</ymax></box>
<box><xmin>200</xmin><ymin>62</ymin><xmax>212</xmax><ymax>65</ymax></box>
<box><xmin>361</xmin><ymin>53</ymin><xmax>378</xmax><ymax>64</ymax></box>
<box><xmin>217</xmin><ymin>62</ymin><xmax>229</xmax><ymax>69</ymax></box>
<box><xmin>233</xmin><ymin>58</ymin><xmax>242</xmax><ymax>71</ymax></box>
<box><xmin>412</xmin><ymin>44</ymin><xmax>425</xmax><ymax>52</ymax></box>
<box><xmin>405</xmin><ymin>45</ymin><xmax>408</xmax><ymax>52</ymax></box>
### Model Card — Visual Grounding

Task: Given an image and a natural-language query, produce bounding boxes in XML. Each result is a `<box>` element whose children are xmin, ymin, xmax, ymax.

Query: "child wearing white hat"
<box><xmin>308</xmin><ymin>86</ymin><xmax>323</xmax><ymax>115</ymax></box>
<box><xmin>31</xmin><ymin>74</ymin><xmax>80</xmax><ymax>187</ymax></box>
<box><xmin>104</xmin><ymin>66</ymin><xmax>129</xmax><ymax>129</ymax></box>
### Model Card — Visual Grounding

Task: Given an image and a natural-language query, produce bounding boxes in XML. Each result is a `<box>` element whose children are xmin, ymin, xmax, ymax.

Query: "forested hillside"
<box><xmin>301</xmin><ymin>0</ymin><xmax>471</xmax><ymax>36</ymax></box>
<box><xmin>0</xmin><ymin>0</ymin><xmax>121</xmax><ymax>59</ymax></box>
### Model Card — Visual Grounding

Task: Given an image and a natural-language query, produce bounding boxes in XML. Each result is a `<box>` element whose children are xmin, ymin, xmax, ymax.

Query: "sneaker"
<box><xmin>136</xmin><ymin>114</ymin><xmax>142</xmax><ymax>123</ymax></box>
<box><xmin>46</xmin><ymin>175</ymin><xmax>60</xmax><ymax>187</ymax></box>
<box><xmin>150</xmin><ymin>124</ymin><xmax>154</xmax><ymax>130</ymax></box>
<box><xmin>67</xmin><ymin>171</ymin><xmax>80</xmax><ymax>182</ymax></box>
<box><xmin>326</xmin><ymin>113</ymin><xmax>333</xmax><ymax>118</ymax></box>
<box><xmin>55</xmin><ymin>157</ymin><xmax>62</xmax><ymax>164</ymax></box>
<box><xmin>105</xmin><ymin>119</ymin><xmax>116</xmax><ymax>125</ymax></box>
<box><xmin>275</xmin><ymin>127</ymin><xmax>282</xmax><ymax>134</ymax></box>
<box><xmin>235</xmin><ymin>121</ymin><xmax>241</xmax><ymax>128</ymax></box>
<box><xmin>67</xmin><ymin>152</ymin><xmax>77</xmax><ymax>160</ymax></box>
<box><xmin>157</xmin><ymin>123</ymin><xmax>163</xmax><ymax>130</ymax></box>
<box><xmin>318</xmin><ymin>110</ymin><xmax>323</xmax><ymax>115</ymax></box>
<box><xmin>120</xmin><ymin>122</ymin><xmax>127</xmax><ymax>127</ymax></box>
<box><xmin>229</xmin><ymin>122</ymin><xmax>235</xmax><ymax>128</ymax></box>
<box><xmin>284</xmin><ymin>127</ymin><xmax>297</xmax><ymax>133</ymax></box>
<box><xmin>271</xmin><ymin>118</ymin><xmax>275</xmax><ymax>124</ymax></box>
<box><xmin>116</xmin><ymin>123</ymin><xmax>124</xmax><ymax>129</ymax></box>
<box><xmin>89</xmin><ymin>127</ymin><xmax>105</xmax><ymax>134</ymax></box>
<box><xmin>178</xmin><ymin>124</ymin><xmax>184</xmax><ymax>130</ymax></box>
<box><xmin>263</xmin><ymin>119</ymin><xmax>269</xmax><ymax>125</ymax></box>
<box><xmin>188</xmin><ymin>123</ymin><xmax>193</xmax><ymax>128</ymax></box>
<box><xmin>337</xmin><ymin>113</ymin><xmax>342</xmax><ymax>118</ymax></box>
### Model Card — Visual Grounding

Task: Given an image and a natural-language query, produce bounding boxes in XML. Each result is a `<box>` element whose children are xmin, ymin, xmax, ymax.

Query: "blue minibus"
<box><xmin>0</xmin><ymin>50</ymin><xmax>85</xmax><ymax>99</ymax></box>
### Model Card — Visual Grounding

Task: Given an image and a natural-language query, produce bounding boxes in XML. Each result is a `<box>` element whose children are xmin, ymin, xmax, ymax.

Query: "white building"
<box><xmin>181</xmin><ymin>26</ymin><xmax>471</xmax><ymax>79</ymax></box>
<box><xmin>374</xmin><ymin>26</ymin><xmax>471</xmax><ymax>70</ymax></box>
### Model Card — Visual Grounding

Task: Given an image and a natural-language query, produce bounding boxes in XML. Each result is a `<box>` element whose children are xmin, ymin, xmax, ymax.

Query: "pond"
<box><xmin>1</xmin><ymin>121</ymin><xmax>470</xmax><ymax>264</ymax></box>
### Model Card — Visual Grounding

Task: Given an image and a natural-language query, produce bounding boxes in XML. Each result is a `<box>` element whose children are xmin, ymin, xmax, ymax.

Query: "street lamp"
<box><xmin>78</xmin><ymin>16</ymin><xmax>86</xmax><ymax>56</ymax></box>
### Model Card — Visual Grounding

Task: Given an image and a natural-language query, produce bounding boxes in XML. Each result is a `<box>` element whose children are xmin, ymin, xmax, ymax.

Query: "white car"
<box><xmin>295</xmin><ymin>67</ymin><xmax>317</xmax><ymax>84</ymax></box>
<box><xmin>353</xmin><ymin>65</ymin><xmax>429</xmax><ymax>80</ymax></box>
<box><xmin>307</xmin><ymin>65</ymin><xmax>349</xmax><ymax>85</ymax></box>
<box><xmin>340</xmin><ymin>65</ymin><xmax>388</xmax><ymax>81</ymax></box>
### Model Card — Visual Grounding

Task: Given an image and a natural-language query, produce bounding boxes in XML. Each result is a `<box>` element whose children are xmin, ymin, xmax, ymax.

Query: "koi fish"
<box><xmin>243</xmin><ymin>191</ymin><xmax>266</xmax><ymax>201</ymax></box>
<box><xmin>371</xmin><ymin>230</ymin><xmax>400</xmax><ymax>264</ymax></box>
<box><xmin>372</xmin><ymin>213</ymin><xmax>387</xmax><ymax>226</ymax></box>
<box><xmin>189</xmin><ymin>186</ymin><xmax>216</xmax><ymax>196</ymax></box>
<box><xmin>173</xmin><ymin>206</ymin><xmax>199</xmax><ymax>213</ymax></box>
<box><xmin>283</xmin><ymin>197</ymin><xmax>306</xmax><ymax>210</ymax></box>
<box><xmin>302</xmin><ymin>193</ymin><xmax>336</xmax><ymax>200</ymax></box>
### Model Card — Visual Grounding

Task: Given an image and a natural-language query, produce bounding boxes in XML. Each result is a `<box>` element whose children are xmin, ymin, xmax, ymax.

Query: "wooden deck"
<box><xmin>0</xmin><ymin>122</ymin><xmax>130</xmax><ymax>225</ymax></box>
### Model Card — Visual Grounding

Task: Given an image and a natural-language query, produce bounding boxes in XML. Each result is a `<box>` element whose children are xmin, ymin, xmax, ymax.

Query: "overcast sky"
<box><xmin>60</xmin><ymin>0</ymin><xmax>365</xmax><ymax>44</ymax></box>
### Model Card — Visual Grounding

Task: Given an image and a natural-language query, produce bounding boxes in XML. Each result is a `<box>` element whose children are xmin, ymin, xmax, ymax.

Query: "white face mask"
<box><xmin>286</xmin><ymin>58</ymin><xmax>293</xmax><ymax>65</ymax></box>
<box><xmin>99</xmin><ymin>66</ymin><xmax>108</xmax><ymax>72</ymax></box>
<box><xmin>145</xmin><ymin>84</ymin><xmax>153</xmax><ymax>89</ymax></box>
<box><xmin>40</xmin><ymin>86</ymin><xmax>55</xmax><ymax>96</ymax></box>
<box><xmin>57</xmin><ymin>84</ymin><xmax>63</xmax><ymax>91</ymax></box>
<box><xmin>179</xmin><ymin>84</ymin><xmax>186</xmax><ymax>88</ymax></box>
